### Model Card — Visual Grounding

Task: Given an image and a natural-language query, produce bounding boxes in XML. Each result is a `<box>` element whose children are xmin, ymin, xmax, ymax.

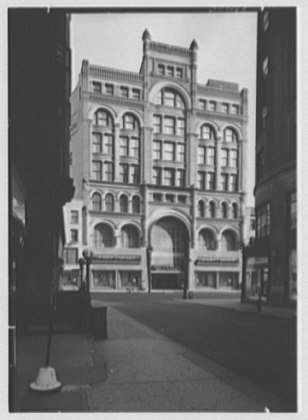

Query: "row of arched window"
<box><xmin>198</xmin><ymin>228</ymin><xmax>238</xmax><ymax>251</ymax></box>
<box><xmin>93</xmin><ymin>223</ymin><xmax>140</xmax><ymax>248</ymax></box>
<box><xmin>198</xmin><ymin>201</ymin><xmax>239</xmax><ymax>219</ymax></box>
<box><xmin>92</xmin><ymin>109</ymin><xmax>240</xmax><ymax>143</ymax></box>
<box><xmin>92</xmin><ymin>223</ymin><xmax>239</xmax><ymax>251</ymax></box>
<box><xmin>92</xmin><ymin>192</ymin><xmax>141</xmax><ymax>213</ymax></box>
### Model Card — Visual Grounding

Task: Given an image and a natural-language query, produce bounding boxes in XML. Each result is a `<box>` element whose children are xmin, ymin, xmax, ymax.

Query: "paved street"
<box><xmin>92</xmin><ymin>291</ymin><xmax>297</xmax><ymax>410</ymax></box>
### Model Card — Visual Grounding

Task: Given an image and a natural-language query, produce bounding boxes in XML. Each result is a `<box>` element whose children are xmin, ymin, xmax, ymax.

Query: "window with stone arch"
<box><xmin>209</xmin><ymin>201</ymin><xmax>216</xmax><ymax>218</ymax></box>
<box><xmin>120</xmin><ymin>195</ymin><xmax>128</xmax><ymax>213</ymax></box>
<box><xmin>200</xmin><ymin>124</ymin><xmax>216</xmax><ymax>141</ymax></box>
<box><xmin>93</xmin><ymin>108</ymin><xmax>113</xmax><ymax>128</ymax></box>
<box><xmin>120</xmin><ymin>113</ymin><xmax>141</xmax><ymax>185</ymax></box>
<box><xmin>221</xmin><ymin>202</ymin><xmax>228</xmax><ymax>218</ymax></box>
<box><xmin>105</xmin><ymin>193</ymin><xmax>114</xmax><ymax>212</ymax></box>
<box><xmin>223</xmin><ymin>127</ymin><xmax>238</xmax><ymax>143</ymax></box>
<box><xmin>121</xmin><ymin>225</ymin><xmax>140</xmax><ymax>248</ymax></box>
<box><xmin>221</xmin><ymin>229</ymin><xmax>238</xmax><ymax>251</ymax></box>
<box><xmin>92</xmin><ymin>192</ymin><xmax>102</xmax><ymax>211</ymax></box>
<box><xmin>132</xmin><ymin>196</ymin><xmax>140</xmax><ymax>213</ymax></box>
<box><xmin>198</xmin><ymin>228</ymin><xmax>216</xmax><ymax>250</ymax></box>
<box><xmin>232</xmin><ymin>203</ymin><xmax>238</xmax><ymax>219</ymax></box>
<box><xmin>155</xmin><ymin>88</ymin><xmax>185</xmax><ymax>109</ymax></box>
<box><xmin>121</xmin><ymin>113</ymin><xmax>140</xmax><ymax>131</ymax></box>
<box><xmin>198</xmin><ymin>200</ymin><xmax>205</xmax><ymax>217</ymax></box>
<box><xmin>152</xmin><ymin>87</ymin><xmax>187</xmax><ymax>186</ymax></box>
<box><xmin>93</xmin><ymin>223</ymin><xmax>114</xmax><ymax>248</ymax></box>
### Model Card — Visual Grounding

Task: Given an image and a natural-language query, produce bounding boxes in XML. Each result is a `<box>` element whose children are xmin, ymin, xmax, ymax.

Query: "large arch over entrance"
<box><xmin>149</xmin><ymin>216</ymin><xmax>189</xmax><ymax>290</ymax></box>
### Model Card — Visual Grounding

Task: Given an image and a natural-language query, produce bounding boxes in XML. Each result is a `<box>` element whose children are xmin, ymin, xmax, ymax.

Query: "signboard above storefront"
<box><xmin>195</xmin><ymin>257</ymin><xmax>239</xmax><ymax>266</ymax></box>
<box><xmin>91</xmin><ymin>255</ymin><xmax>141</xmax><ymax>264</ymax></box>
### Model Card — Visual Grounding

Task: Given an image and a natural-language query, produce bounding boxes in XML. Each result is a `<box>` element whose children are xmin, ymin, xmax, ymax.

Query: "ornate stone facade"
<box><xmin>63</xmin><ymin>30</ymin><xmax>249</xmax><ymax>292</ymax></box>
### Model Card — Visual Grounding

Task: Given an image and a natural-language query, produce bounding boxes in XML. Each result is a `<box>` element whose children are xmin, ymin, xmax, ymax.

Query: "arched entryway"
<box><xmin>150</xmin><ymin>217</ymin><xmax>189</xmax><ymax>289</ymax></box>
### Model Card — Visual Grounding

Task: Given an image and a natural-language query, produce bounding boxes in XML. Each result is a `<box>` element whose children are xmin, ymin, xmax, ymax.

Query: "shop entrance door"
<box><xmin>150</xmin><ymin>217</ymin><xmax>189</xmax><ymax>290</ymax></box>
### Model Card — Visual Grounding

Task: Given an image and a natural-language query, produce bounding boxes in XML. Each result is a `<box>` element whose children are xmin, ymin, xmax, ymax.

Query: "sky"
<box><xmin>71</xmin><ymin>11</ymin><xmax>257</xmax><ymax>205</ymax></box>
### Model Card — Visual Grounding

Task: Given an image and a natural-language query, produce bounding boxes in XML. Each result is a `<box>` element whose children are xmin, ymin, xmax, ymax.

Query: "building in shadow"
<box><xmin>243</xmin><ymin>8</ymin><xmax>296</xmax><ymax>307</ymax></box>
<box><xmin>9</xmin><ymin>8</ymin><xmax>75</xmax><ymax>409</ymax></box>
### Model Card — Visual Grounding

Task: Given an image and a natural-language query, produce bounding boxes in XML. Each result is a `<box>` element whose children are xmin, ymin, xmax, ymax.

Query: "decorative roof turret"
<box><xmin>190</xmin><ymin>39</ymin><xmax>199</xmax><ymax>50</ymax></box>
<box><xmin>142</xmin><ymin>28</ymin><xmax>151</xmax><ymax>42</ymax></box>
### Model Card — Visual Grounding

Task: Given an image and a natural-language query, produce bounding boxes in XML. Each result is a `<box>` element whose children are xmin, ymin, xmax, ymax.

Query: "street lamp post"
<box><xmin>82</xmin><ymin>250</ymin><xmax>93</xmax><ymax>294</ymax></box>
<box><xmin>146</xmin><ymin>246</ymin><xmax>152</xmax><ymax>293</ymax></box>
<box><xmin>241</xmin><ymin>243</ymin><xmax>246</xmax><ymax>303</ymax></box>
<box><xmin>78</xmin><ymin>257</ymin><xmax>85</xmax><ymax>292</ymax></box>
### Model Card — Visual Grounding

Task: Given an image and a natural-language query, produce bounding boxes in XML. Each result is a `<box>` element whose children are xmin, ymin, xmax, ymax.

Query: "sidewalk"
<box><xmin>180</xmin><ymin>296</ymin><xmax>297</xmax><ymax>319</ymax></box>
<box><xmin>14</xmin><ymin>302</ymin><xmax>295</xmax><ymax>412</ymax></box>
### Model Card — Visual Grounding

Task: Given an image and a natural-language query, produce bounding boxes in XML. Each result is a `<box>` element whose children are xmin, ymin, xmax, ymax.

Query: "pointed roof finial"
<box><xmin>142</xmin><ymin>28</ymin><xmax>151</xmax><ymax>42</ymax></box>
<box><xmin>190</xmin><ymin>39</ymin><xmax>199</xmax><ymax>50</ymax></box>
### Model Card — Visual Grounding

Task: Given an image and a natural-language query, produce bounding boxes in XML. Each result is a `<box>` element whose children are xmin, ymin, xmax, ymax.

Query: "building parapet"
<box><xmin>197</xmin><ymin>84</ymin><xmax>241</xmax><ymax>100</ymax></box>
<box><xmin>86</xmin><ymin>92</ymin><xmax>145</xmax><ymax>110</ymax></box>
<box><xmin>89</xmin><ymin>65</ymin><xmax>143</xmax><ymax>84</ymax></box>
<box><xmin>149</xmin><ymin>41</ymin><xmax>191</xmax><ymax>58</ymax></box>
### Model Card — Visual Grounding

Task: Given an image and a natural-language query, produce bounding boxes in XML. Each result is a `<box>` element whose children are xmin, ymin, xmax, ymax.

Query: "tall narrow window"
<box><xmin>92</xmin><ymin>161</ymin><xmax>102</xmax><ymax>181</ymax></box>
<box><xmin>71</xmin><ymin>229</ymin><xmax>78</xmax><ymax>243</ymax></box>
<box><xmin>177</xmin><ymin>118</ymin><xmax>185</xmax><ymax>136</ymax></box>
<box><xmin>132</xmin><ymin>89</ymin><xmax>141</xmax><ymax>100</ymax></box>
<box><xmin>221</xmin><ymin>103</ymin><xmax>229</xmax><ymax>114</ymax></box>
<box><xmin>221</xmin><ymin>174</ymin><xmax>228</xmax><ymax>191</ymax></box>
<box><xmin>70</xmin><ymin>210</ymin><xmax>78</xmax><ymax>224</ymax></box>
<box><xmin>153</xmin><ymin>167</ymin><xmax>162</xmax><ymax>185</ymax></box>
<box><xmin>176</xmin><ymin>144</ymin><xmax>185</xmax><ymax>162</ymax></box>
<box><xmin>232</xmin><ymin>203</ymin><xmax>238</xmax><ymax>219</ymax></box>
<box><xmin>92</xmin><ymin>193</ymin><xmax>101</xmax><ymax>211</ymax></box>
<box><xmin>209</xmin><ymin>201</ymin><xmax>216</xmax><ymax>218</ymax></box>
<box><xmin>207</xmin><ymin>147</ymin><xmax>215</xmax><ymax>166</ymax></box>
<box><xmin>198</xmin><ymin>147</ymin><xmax>206</xmax><ymax>165</ymax></box>
<box><xmin>157</xmin><ymin>64</ymin><xmax>165</xmax><ymax>75</ymax></box>
<box><xmin>198</xmin><ymin>201</ymin><xmax>205</xmax><ymax>217</ymax></box>
<box><xmin>221</xmin><ymin>149</ymin><xmax>228</xmax><ymax>167</ymax></box>
<box><xmin>197</xmin><ymin>172</ymin><xmax>206</xmax><ymax>190</ymax></box>
<box><xmin>164</xmin><ymin>168</ymin><xmax>174</xmax><ymax>186</ymax></box>
<box><xmin>104</xmin><ymin>134</ymin><xmax>113</xmax><ymax>156</ymax></box>
<box><xmin>163</xmin><ymin>142</ymin><xmax>175</xmax><ymax>161</ymax></box>
<box><xmin>164</xmin><ymin>117</ymin><xmax>175</xmax><ymax>135</ymax></box>
<box><xmin>119</xmin><ymin>164</ymin><xmax>129</xmax><ymax>183</ymax></box>
<box><xmin>120</xmin><ymin>195</ymin><xmax>128</xmax><ymax>213</ymax></box>
<box><xmin>120</xmin><ymin>137</ymin><xmax>129</xmax><ymax>156</ymax></box>
<box><xmin>92</xmin><ymin>133</ymin><xmax>102</xmax><ymax>154</ymax></box>
<box><xmin>222</xmin><ymin>202</ymin><xmax>228</xmax><ymax>218</ymax></box>
<box><xmin>208</xmin><ymin>101</ymin><xmax>216</xmax><ymax>112</ymax></box>
<box><xmin>132</xmin><ymin>196</ymin><xmax>140</xmax><ymax>213</ymax></box>
<box><xmin>230</xmin><ymin>150</ymin><xmax>238</xmax><ymax>168</ymax></box>
<box><xmin>207</xmin><ymin>172</ymin><xmax>216</xmax><ymax>190</ymax></box>
<box><xmin>105</xmin><ymin>194</ymin><xmax>114</xmax><ymax>212</ymax></box>
<box><xmin>153</xmin><ymin>115</ymin><xmax>162</xmax><ymax>133</ymax></box>
<box><xmin>104</xmin><ymin>162</ymin><xmax>114</xmax><ymax>182</ymax></box>
<box><xmin>131</xmin><ymin>165</ymin><xmax>140</xmax><ymax>184</ymax></box>
<box><xmin>177</xmin><ymin>169</ymin><xmax>185</xmax><ymax>187</ymax></box>
<box><xmin>153</xmin><ymin>141</ymin><xmax>162</xmax><ymax>160</ymax></box>
<box><xmin>130</xmin><ymin>137</ymin><xmax>139</xmax><ymax>158</ymax></box>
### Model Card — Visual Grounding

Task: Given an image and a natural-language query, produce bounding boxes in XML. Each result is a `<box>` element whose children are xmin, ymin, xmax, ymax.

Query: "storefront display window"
<box><xmin>246</xmin><ymin>256</ymin><xmax>269</xmax><ymax>299</ymax></box>
<box><xmin>196</xmin><ymin>272</ymin><xmax>216</xmax><ymax>288</ymax></box>
<box><xmin>219</xmin><ymin>272</ymin><xmax>239</xmax><ymax>289</ymax></box>
<box><xmin>92</xmin><ymin>270</ymin><xmax>115</xmax><ymax>289</ymax></box>
<box><xmin>120</xmin><ymin>271</ymin><xmax>141</xmax><ymax>289</ymax></box>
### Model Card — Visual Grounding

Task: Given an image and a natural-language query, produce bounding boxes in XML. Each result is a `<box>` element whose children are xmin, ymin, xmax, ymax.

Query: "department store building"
<box><xmin>62</xmin><ymin>29</ymin><xmax>249</xmax><ymax>292</ymax></box>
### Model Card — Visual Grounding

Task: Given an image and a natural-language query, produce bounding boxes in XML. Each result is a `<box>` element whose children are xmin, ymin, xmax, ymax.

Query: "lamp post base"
<box><xmin>29</xmin><ymin>366</ymin><xmax>62</xmax><ymax>393</ymax></box>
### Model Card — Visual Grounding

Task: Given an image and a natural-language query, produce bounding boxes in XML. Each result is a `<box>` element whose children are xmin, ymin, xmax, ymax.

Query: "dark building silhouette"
<box><xmin>243</xmin><ymin>8</ymin><xmax>296</xmax><ymax>307</ymax></box>
<box><xmin>9</xmin><ymin>8</ymin><xmax>74</xmax><ymax>409</ymax></box>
